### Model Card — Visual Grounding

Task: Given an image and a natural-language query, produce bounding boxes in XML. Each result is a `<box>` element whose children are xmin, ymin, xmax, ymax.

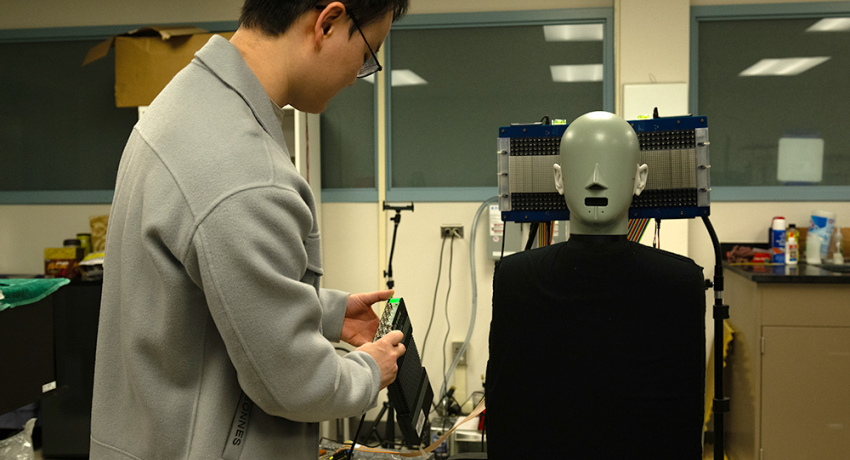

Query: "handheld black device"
<box><xmin>373</xmin><ymin>298</ymin><xmax>434</xmax><ymax>448</ymax></box>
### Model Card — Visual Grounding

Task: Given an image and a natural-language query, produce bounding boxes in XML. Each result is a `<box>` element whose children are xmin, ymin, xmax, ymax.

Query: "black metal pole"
<box><xmin>382</xmin><ymin>202</ymin><xmax>414</xmax><ymax>290</ymax></box>
<box><xmin>385</xmin><ymin>405</ymin><xmax>395</xmax><ymax>448</ymax></box>
<box><xmin>702</xmin><ymin>216</ymin><xmax>730</xmax><ymax>460</ymax></box>
<box><xmin>379</xmin><ymin>202</ymin><xmax>413</xmax><ymax>447</ymax></box>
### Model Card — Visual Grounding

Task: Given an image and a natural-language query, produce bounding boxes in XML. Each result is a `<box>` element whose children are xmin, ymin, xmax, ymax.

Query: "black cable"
<box><xmin>499</xmin><ymin>223</ymin><xmax>507</xmax><ymax>261</ymax></box>
<box><xmin>441</xmin><ymin>232</ymin><xmax>456</xmax><ymax>399</ymax></box>
<box><xmin>348</xmin><ymin>413</ymin><xmax>367</xmax><ymax>459</ymax></box>
<box><xmin>334</xmin><ymin>347</ymin><xmax>350</xmax><ymax>354</ymax></box>
<box><xmin>525</xmin><ymin>222</ymin><xmax>539</xmax><ymax>251</ymax></box>
<box><xmin>421</xmin><ymin>235</ymin><xmax>448</xmax><ymax>361</ymax></box>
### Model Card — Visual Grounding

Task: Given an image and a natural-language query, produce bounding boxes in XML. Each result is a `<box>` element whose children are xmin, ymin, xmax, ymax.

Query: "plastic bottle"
<box><xmin>786</xmin><ymin>234</ymin><xmax>798</xmax><ymax>266</ymax></box>
<box><xmin>788</xmin><ymin>224</ymin><xmax>799</xmax><ymax>245</ymax></box>
<box><xmin>833</xmin><ymin>228</ymin><xmax>844</xmax><ymax>265</ymax></box>
<box><xmin>771</xmin><ymin>217</ymin><xmax>786</xmax><ymax>264</ymax></box>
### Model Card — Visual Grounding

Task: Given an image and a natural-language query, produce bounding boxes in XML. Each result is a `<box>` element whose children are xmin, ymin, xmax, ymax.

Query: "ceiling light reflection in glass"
<box><xmin>543</xmin><ymin>24</ymin><xmax>604</xmax><ymax>42</ymax></box>
<box><xmin>807</xmin><ymin>17</ymin><xmax>850</xmax><ymax>32</ymax></box>
<box><xmin>362</xmin><ymin>70</ymin><xmax>428</xmax><ymax>86</ymax></box>
<box><xmin>550</xmin><ymin>64</ymin><xmax>604</xmax><ymax>82</ymax></box>
<box><xmin>739</xmin><ymin>57</ymin><xmax>831</xmax><ymax>76</ymax></box>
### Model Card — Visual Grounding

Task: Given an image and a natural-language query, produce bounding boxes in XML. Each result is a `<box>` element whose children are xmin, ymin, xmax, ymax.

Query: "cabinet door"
<box><xmin>762</xmin><ymin>326</ymin><xmax>850</xmax><ymax>459</ymax></box>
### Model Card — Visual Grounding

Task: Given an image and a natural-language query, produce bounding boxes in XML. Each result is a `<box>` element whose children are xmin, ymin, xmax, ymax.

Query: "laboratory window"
<box><xmin>693</xmin><ymin>4</ymin><xmax>850</xmax><ymax>201</ymax></box>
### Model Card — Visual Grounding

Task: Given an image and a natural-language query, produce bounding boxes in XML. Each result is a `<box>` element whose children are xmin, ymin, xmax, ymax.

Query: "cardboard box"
<box><xmin>84</xmin><ymin>26</ymin><xmax>235</xmax><ymax>107</ymax></box>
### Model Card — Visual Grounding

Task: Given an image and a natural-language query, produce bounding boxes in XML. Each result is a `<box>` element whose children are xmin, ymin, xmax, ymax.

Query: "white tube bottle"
<box><xmin>786</xmin><ymin>234</ymin><xmax>798</xmax><ymax>266</ymax></box>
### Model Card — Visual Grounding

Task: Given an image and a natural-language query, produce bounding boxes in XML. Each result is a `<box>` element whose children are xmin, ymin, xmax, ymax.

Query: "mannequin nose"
<box><xmin>585</xmin><ymin>163</ymin><xmax>608</xmax><ymax>191</ymax></box>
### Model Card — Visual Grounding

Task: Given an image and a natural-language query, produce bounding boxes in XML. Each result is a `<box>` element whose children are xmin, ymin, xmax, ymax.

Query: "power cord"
<box><xmin>525</xmin><ymin>222</ymin><xmax>539</xmax><ymax>250</ymax></box>
<box><xmin>441</xmin><ymin>232</ymin><xmax>456</xmax><ymax>400</ymax></box>
<box><xmin>347</xmin><ymin>413</ymin><xmax>368</xmax><ymax>459</ymax></box>
<box><xmin>652</xmin><ymin>218</ymin><xmax>661</xmax><ymax>249</ymax></box>
<box><xmin>421</xmin><ymin>234</ymin><xmax>448</xmax><ymax>361</ymax></box>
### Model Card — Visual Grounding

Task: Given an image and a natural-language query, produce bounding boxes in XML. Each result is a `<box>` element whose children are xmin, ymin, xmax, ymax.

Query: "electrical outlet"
<box><xmin>452</xmin><ymin>341</ymin><xmax>467</xmax><ymax>366</ymax></box>
<box><xmin>441</xmin><ymin>225</ymin><xmax>464</xmax><ymax>238</ymax></box>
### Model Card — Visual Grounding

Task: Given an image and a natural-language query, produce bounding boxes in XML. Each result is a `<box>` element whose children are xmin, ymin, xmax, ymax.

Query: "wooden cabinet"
<box><xmin>725</xmin><ymin>269</ymin><xmax>850</xmax><ymax>460</ymax></box>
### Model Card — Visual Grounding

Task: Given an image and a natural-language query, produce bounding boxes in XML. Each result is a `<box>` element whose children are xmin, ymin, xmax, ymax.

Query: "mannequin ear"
<box><xmin>633</xmin><ymin>163</ymin><xmax>649</xmax><ymax>196</ymax></box>
<box><xmin>313</xmin><ymin>2</ymin><xmax>346</xmax><ymax>47</ymax></box>
<box><xmin>553</xmin><ymin>163</ymin><xmax>564</xmax><ymax>195</ymax></box>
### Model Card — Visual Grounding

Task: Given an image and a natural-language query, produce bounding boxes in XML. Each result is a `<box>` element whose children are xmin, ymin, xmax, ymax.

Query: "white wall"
<box><xmin>3</xmin><ymin>0</ymin><xmax>849</xmax><ymax>429</ymax></box>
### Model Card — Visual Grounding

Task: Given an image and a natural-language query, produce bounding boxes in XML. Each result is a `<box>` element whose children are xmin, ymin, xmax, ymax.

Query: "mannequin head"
<box><xmin>553</xmin><ymin>111</ymin><xmax>648</xmax><ymax>235</ymax></box>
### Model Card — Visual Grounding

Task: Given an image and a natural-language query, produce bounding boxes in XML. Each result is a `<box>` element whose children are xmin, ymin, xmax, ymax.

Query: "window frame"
<box><xmin>689</xmin><ymin>1</ymin><xmax>850</xmax><ymax>202</ymax></box>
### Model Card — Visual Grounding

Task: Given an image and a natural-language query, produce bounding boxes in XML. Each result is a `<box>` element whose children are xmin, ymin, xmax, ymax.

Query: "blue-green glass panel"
<box><xmin>698</xmin><ymin>17</ymin><xmax>850</xmax><ymax>187</ymax></box>
<box><xmin>320</xmin><ymin>78</ymin><xmax>376</xmax><ymax>189</ymax></box>
<box><xmin>0</xmin><ymin>39</ymin><xmax>137</xmax><ymax>192</ymax></box>
<box><xmin>390</xmin><ymin>25</ymin><xmax>604</xmax><ymax>189</ymax></box>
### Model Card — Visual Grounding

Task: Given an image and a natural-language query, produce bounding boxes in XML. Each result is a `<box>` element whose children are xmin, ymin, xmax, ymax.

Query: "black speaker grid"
<box><xmin>511</xmin><ymin>193</ymin><xmax>568</xmax><ymax>211</ymax></box>
<box><xmin>510</xmin><ymin>137</ymin><xmax>561</xmax><ymax>156</ymax></box>
<box><xmin>636</xmin><ymin>130</ymin><xmax>696</xmax><ymax>150</ymax></box>
<box><xmin>631</xmin><ymin>188</ymin><xmax>698</xmax><ymax>208</ymax></box>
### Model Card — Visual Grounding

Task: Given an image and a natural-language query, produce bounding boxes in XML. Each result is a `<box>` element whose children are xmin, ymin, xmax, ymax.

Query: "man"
<box><xmin>91</xmin><ymin>1</ymin><xmax>409</xmax><ymax>458</ymax></box>
<box><xmin>486</xmin><ymin>112</ymin><xmax>705</xmax><ymax>459</ymax></box>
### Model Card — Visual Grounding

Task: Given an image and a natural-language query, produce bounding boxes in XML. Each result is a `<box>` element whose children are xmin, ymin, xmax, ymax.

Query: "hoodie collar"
<box><xmin>194</xmin><ymin>35</ymin><xmax>287</xmax><ymax>151</ymax></box>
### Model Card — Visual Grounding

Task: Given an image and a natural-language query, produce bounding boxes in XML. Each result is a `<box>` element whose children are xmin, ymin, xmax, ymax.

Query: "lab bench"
<box><xmin>0</xmin><ymin>278</ymin><xmax>102</xmax><ymax>458</ymax></box>
<box><xmin>723</xmin><ymin>263</ymin><xmax>850</xmax><ymax>460</ymax></box>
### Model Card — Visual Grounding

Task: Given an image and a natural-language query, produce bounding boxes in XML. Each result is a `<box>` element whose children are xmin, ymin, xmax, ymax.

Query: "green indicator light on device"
<box><xmin>389</xmin><ymin>298</ymin><xmax>400</xmax><ymax>304</ymax></box>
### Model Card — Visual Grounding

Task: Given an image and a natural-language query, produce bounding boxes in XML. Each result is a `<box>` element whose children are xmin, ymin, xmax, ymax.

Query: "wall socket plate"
<box><xmin>441</xmin><ymin>225</ymin><xmax>464</xmax><ymax>238</ymax></box>
<box><xmin>451</xmin><ymin>341</ymin><xmax>467</xmax><ymax>366</ymax></box>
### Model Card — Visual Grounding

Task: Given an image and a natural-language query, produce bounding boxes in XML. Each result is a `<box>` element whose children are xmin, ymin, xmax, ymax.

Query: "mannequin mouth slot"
<box><xmin>585</xmin><ymin>198</ymin><xmax>608</xmax><ymax>207</ymax></box>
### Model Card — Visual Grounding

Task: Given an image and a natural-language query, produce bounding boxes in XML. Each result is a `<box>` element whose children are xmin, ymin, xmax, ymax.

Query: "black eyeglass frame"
<box><xmin>315</xmin><ymin>4</ymin><xmax>383</xmax><ymax>78</ymax></box>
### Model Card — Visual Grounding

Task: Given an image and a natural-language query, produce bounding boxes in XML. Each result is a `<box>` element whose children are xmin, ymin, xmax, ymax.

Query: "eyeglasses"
<box><xmin>315</xmin><ymin>5</ymin><xmax>383</xmax><ymax>78</ymax></box>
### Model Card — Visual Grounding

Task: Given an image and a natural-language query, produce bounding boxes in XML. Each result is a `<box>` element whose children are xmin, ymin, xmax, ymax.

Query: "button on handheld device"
<box><xmin>374</xmin><ymin>298</ymin><xmax>434</xmax><ymax>448</ymax></box>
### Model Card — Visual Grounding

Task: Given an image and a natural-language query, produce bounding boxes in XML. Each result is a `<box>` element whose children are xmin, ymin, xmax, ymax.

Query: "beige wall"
<box><xmin>3</xmin><ymin>0</ymin><xmax>849</xmax><ymax>426</ymax></box>
<box><xmin>0</xmin><ymin>205</ymin><xmax>111</xmax><ymax>274</ymax></box>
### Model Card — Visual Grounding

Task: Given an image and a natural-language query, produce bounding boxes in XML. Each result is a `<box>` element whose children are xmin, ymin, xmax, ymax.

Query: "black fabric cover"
<box><xmin>485</xmin><ymin>238</ymin><xmax>705</xmax><ymax>459</ymax></box>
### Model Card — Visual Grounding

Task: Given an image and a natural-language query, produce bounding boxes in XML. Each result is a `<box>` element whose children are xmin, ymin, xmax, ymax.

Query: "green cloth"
<box><xmin>0</xmin><ymin>278</ymin><xmax>70</xmax><ymax>312</ymax></box>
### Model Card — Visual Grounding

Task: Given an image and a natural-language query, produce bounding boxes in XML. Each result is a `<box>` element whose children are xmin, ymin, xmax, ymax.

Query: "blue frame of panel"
<box><xmin>500</xmin><ymin>116</ymin><xmax>711</xmax><ymax>222</ymax></box>
<box><xmin>689</xmin><ymin>1</ymin><xmax>850</xmax><ymax>202</ymax></box>
<box><xmin>385</xmin><ymin>8</ymin><xmax>615</xmax><ymax>203</ymax></box>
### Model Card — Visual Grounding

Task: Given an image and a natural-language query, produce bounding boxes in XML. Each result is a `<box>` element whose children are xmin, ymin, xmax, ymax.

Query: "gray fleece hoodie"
<box><xmin>90</xmin><ymin>35</ymin><xmax>381</xmax><ymax>459</ymax></box>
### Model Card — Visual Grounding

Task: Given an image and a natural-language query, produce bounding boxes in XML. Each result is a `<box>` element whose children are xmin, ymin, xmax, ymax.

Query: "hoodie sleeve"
<box><xmin>190</xmin><ymin>185</ymin><xmax>380</xmax><ymax>422</ymax></box>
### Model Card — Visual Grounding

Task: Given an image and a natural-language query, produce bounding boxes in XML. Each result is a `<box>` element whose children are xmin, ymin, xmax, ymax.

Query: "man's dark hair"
<box><xmin>240</xmin><ymin>0</ymin><xmax>410</xmax><ymax>37</ymax></box>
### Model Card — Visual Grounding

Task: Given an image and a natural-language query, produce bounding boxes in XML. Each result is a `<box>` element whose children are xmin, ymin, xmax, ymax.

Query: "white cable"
<box><xmin>438</xmin><ymin>196</ymin><xmax>498</xmax><ymax>401</ymax></box>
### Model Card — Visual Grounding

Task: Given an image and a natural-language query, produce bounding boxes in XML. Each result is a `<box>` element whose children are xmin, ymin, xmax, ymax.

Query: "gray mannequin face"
<box><xmin>553</xmin><ymin>111</ymin><xmax>648</xmax><ymax>235</ymax></box>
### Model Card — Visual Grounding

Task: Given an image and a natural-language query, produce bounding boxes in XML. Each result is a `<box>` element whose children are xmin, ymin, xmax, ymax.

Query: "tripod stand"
<box><xmin>702</xmin><ymin>216</ymin><xmax>730</xmax><ymax>460</ymax></box>
<box><xmin>360</xmin><ymin>202</ymin><xmax>414</xmax><ymax>449</ymax></box>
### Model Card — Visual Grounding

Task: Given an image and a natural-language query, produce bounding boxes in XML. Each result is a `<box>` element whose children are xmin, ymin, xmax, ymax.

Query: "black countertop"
<box><xmin>723</xmin><ymin>261</ymin><xmax>850</xmax><ymax>284</ymax></box>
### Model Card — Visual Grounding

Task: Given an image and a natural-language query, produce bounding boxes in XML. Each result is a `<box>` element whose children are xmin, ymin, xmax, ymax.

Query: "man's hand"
<box><xmin>341</xmin><ymin>290</ymin><xmax>394</xmax><ymax>347</ymax></box>
<box><xmin>357</xmin><ymin>331</ymin><xmax>406</xmax><ymax>390</ymax></box>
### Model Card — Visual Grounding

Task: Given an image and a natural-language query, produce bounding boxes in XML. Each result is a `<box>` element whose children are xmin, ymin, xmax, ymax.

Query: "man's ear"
<box><xmin>553</xmin><ymin>163</ymin><xmax>564</xmax><ymax>195</ymax></box>
<box><xmin>313</xmin><ymin>1</ymin><xmax>347</xmax><ymax>48</ymax></box>
<box><xmin>633</xmin><ymin>163</ymin><xmax>648</xmax><ymax>196</ymax></box>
